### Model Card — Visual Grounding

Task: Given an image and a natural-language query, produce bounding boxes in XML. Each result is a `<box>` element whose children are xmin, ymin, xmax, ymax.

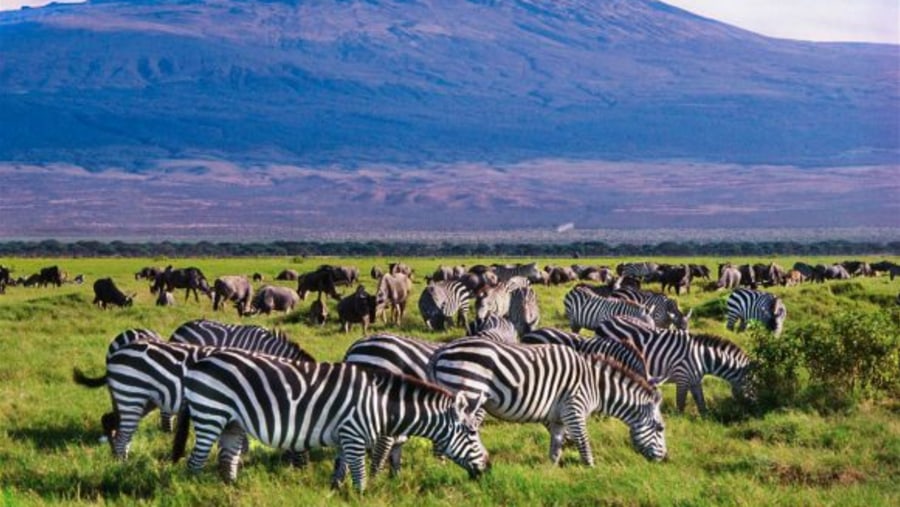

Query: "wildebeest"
<box><xmin>841</xmin><ymin>260</ymin><xmax>872</xmax><ymax>277</ymax></box>
<box><xmin>430</xmin><ymin>265</ymin><xmax>466</xmax><ymax>283</ymax></box>
<box><xmin>689</xmin><ymin>264</ymin><xmax>710</xmax><ymax>280</ymax></box>
<box><xmin>134</xmin><ymin>266</ymin><xmax>162</xmax><ymax>281</ymax></box>
<box><xmin>752</xmin><ymin>263</ymin><xmax>786</xmax><ymax>287</ymax></box>
<box><xmin>93</xmin><ymin>278</ymin><xmax>133</xmax><ymax>309</ymax></box>
<box><xmin>375</xmin><ymin>272</ymin><xmax>413</xmax><ymax>325</ymax></box>
<box><xmin>151</xmin><ymin>266</ymin><xmax>211</xmax><ymax>302</ymax></box>
<box><xmin>212</xmin><ymin>275</ymin><xmax>253</xmax><ymax>316</ymax></box>
<box><xmin>545</xmin><ymin>265</ymin><xmax>578</xmax><ymax>285</ymax></box>
<box><xmin>659</xmin><ymin>264</ymin><xmax>691</xmax><ymax>295</ymax></box>
<box><xmin>156</xmin><ymin>289</ymin><xmax>176</xmax><ymax>306</ymax></box>
<box><xmin>327</xmin><ymin>265</ymin><xmax>359</xmax><ymax>287</ymax></box>
<box><xmin>337</xmin><ymin>286</ymin><xmax>378</xmax><ymax>333</ymax></box>
<box><xmin>250</xmin><ymin>285</ymin><xmax>301</xmax><ymax>315</ymax></box>
<box><xmin>389</xmin><ymin>262</ymin><xmax>414</xmax><ymax>279</ymax></box>
<box><xmin>0</xmin><ymin>265</ymin><xmax>10</xmax><ymax>294</ymax></box>
<box><xmin>252</xmin><ymin>272</ymin><xmax>264</xmax><ymax>282</ymax></box>
<box><xmin>793</xmin><ymin>262</ymin><xmax>820</xmax><ymax>283</ymax></box>
<box><xmin>297</xmin><ymin>267</ymin><xmax>341</xmax><ymax>301</ymax></box>
<box><xmin>38</xmin><ymin>265</ymin><xmax>65</xmax><ymax>287</ymax></box>
<box><xmin>310</xmin><ymin>298</ymin><xmax>328</xmax><ymax>326</ymax></box>
<box><xmin>370</xmin><ymin>266</ymin><xmax>384</xmax><ymax>279</ymax></box>
<box><xmin>276</xmin><ymin>269</ymin><xmax>299</xmax><ymax>281</ymax></box>
<box><xmin>819</xmin><ymin>264</ymin><xmax>850</xmax><ymax>281</ymax></box>
<box><xmin>716</xmin><ymin>264</ymin><xmax>742</xmax><ymax>290</ymax></box>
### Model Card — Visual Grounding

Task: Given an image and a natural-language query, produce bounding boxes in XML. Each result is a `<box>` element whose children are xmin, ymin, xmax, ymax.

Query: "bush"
<box><xmin>749</xmin><ymin>309</ymin><xmax>900</xmax><ymax>414</ymax></box>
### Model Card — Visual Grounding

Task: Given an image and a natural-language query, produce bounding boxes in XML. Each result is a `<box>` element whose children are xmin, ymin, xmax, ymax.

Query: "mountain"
<box><xmin>1</xmin><ymin>0</ymin><xmax>897</xmax><ymax>167</ymax></box>
<box><xmin>0</xmin><ymin>0</ymin><xmax>897</xmax><ymax>239</ymax></box>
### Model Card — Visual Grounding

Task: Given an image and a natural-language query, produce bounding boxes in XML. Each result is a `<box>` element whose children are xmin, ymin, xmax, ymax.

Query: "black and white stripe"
<box><xmin>467</xmin><ymin>314</ymin><xmax>519</xmax><ymax>343</ymax></box>
<box><xmin>521</xmin><ymin>328</ymin><xmax>648</xmax><ymax>379</ymax></box>
<box><xmin>594</xmin><ymin>317</ymin><xmax>754</xmax><ymax>412</ymax></box>
<box><xmin>428</xmin><ymin>339</ymin><xmax>667</xmax><ymax>464</ymax></box>
<box><xmin>491</xmin><ymin>263</ymin><xmax>541</xmax><ymax>283</ymax></box>
<box><xmin>616</xmin><ymin>262</ymin><xmax>660</xmax><ymax>282</ymax></box>
<box><xmin>611</xmin><ymin>287</ymin><xmax>691</xmax><ymax>330</ymax></box>
<box><xmin>508</xmin><ymin>284</ymin><xmax>540</xmax><ymax>335</ymax></box>
<box><xmin>169</xmin><ymin>319</ymin><xmax>312</xmax><ymax>361</ymax></box>
<box><xmin>418</xmin><ymin>281</ymin><xmax>472</xmax><ymax>331</ymax></box>
<box><xmin>73</xmin><ymin>340</ymin><xmax>206</xmax><ymax>459</ymax></box>
<box><xmin>563</xmin><ymin>286</ymin><xmax>655</xmax><ymax>333</ymax></box>
<box><xmin>725</xmin><ymin>288</ymin><xmax>787</xmax><ymax>336</ymax></box>
<box><xmin>172</xmin><ymin>351</ymin><xmax>489</xmax><ymax>491</ymax></box>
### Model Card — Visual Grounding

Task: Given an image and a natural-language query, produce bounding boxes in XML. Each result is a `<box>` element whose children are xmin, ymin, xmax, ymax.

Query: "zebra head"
<box><xmin>629</xmin><ymin>388</ymin><xmax>668</xmax><ymax>462</ymax></box>
<box><xmin>434</xmin><ymin>391</ymin><xmax>490</xmax><ymax>479</ymax></box>
<box><xmin>732</xmin><ymin>361</ymin><xmax>758</xmax><ymax>406</ymax></box>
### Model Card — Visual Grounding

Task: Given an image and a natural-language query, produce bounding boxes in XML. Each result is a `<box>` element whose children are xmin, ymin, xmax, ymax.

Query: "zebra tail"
<box><xmin>171</xmin><ymin>405</ymin><xmax>191</xmax><ymax>463</ymax></box>
<box><xmin>72</xmin><ymin>367</ymin><xmax>107</xmax><ymax>388</ymax></box>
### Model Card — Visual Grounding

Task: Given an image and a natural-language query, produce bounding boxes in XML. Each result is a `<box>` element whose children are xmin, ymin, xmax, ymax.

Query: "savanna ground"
<box><xmin>0</xmin><ymin>255</ymin><xmax>898</xmax><ymax>506</ymax></box>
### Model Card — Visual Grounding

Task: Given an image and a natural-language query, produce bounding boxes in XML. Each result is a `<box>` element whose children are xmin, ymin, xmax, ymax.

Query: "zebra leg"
<box><xmin>370</xmin><ymin>436</ymin><xmax>395</xmax><ymax>477</ymax></box>
<box><xmin>547</xmin><ymin>422</ymin><xmax>566</xmax><ymax>465</ymax></box>
<box><xmin>110</xmin><ymin>412</ymin><xmax>140</xmax><ymax>459</ymax></box>
<box><xmin>562</xmin><ymin>406</ymin><xmax>594</xmax><ymax>467</ymax></box>
<box><xmin>187</xmin><ymin>415</ymin><xmax>227</xmax><ymax>474</ymax></box>
<box><xmin>690</xmin><ymin>383</ymin><xmax>707</xmax><ymax>414</ymax></box>
<box><xmin>331</xmin><ymin>454</ymin><xmax>348</xmax><ymax>489</ymax></box>
<box><xmin>675</xmin><ymin>384</ymin><xmax>689</xmax><ymax>413</ymax></box>
<box><xmin>217</xmin><ymin>423</ymin><xmax>245</xmax><ymax>483</ymax></box>
<box><xmin>159</xmin><ymin>411</ymin><xmax>175</xmax><ymax>433</ymax></box>
<box><xmin>725</xmin><ymin>315</ymin><xmax>736</xmax><ymax>331</ymax></box>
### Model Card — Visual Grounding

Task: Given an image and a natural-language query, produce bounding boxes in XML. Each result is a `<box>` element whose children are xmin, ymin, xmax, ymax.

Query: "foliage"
<box><xmin>749</xmin><ymin>309</ymin><xmax>900</xmax><ymax>414</ymax></box>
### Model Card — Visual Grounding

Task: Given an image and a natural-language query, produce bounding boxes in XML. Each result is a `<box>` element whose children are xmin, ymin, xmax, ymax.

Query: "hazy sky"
<box><xmin>0</xmin><ymin>0</ymin><xmax>897</xmax><ymax>44</ymax></box>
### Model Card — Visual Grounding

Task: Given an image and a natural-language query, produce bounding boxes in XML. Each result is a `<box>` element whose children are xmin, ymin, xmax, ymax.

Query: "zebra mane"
<box><xmin>590</xmin><ymin>355</ymin><xmax>655</xmax><ymax>395</ymax></box>
<box><xmin>354</xmin><ymin>363</ymin><xmax>454</xmax><ymax>398</ymax></box>
<box><xmin>690</xmin><ymin>333</ymin><xmax>747</xmax><ymax>358</ymax></box>
<box><xmin>270</xmin><ymin>328</ymin><xmax>316</xmax><ymax>362</ymax></box>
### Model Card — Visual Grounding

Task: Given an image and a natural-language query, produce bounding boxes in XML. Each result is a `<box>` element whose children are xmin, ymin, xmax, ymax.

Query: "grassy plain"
<box><xmin>0</xmin><ymin>255</ymin><xmax>898</xmax><ymax>506</ymax></box>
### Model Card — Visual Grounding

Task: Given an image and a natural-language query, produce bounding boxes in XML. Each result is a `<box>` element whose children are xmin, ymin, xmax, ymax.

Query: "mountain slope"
<box><xmin>1</xmin><ymin>0</ymin><xmax>897</xmax><ymax>167</ymax></box>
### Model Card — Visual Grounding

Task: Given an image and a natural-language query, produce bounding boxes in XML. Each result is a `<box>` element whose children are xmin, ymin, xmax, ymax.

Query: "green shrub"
<box><xmin>750</xmin><ymin>308</ymin><xmax>900</xmax><ymax>414</ymax></box>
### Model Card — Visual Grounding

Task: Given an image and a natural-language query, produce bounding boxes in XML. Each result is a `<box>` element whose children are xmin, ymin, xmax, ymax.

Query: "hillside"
<box><xmin>1</xmin><ymin>0</ymin><xmax>897</xmax><ymax>167</ymax></box>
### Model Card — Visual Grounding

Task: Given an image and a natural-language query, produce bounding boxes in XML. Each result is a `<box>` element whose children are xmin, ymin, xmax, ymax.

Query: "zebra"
<box><xmin>74</xmin><ymin>334</ymin><xmax>315</xmax><ymax>458</ymax></box>
<box><xmin>491</xmin><ymin>262</ymin><xmax>541</xmax><ymax>283</ymax></box>
<box><xmin>563</xmin><ymin>286</ymin><xmax>655</xmax><ymax>333</ymax></box>
<box><xmin>418</xmin><ymin>280</ymin><xmax>472</xmax><ymax>331</ymax></box>
<box><xmin>428</xmin><ymin>339</ymin><xmax>667</xmax><ymax>465</ymax></box>
<box><xmin>73</xmin><ymin>340</ymin><xmax>209</xmax><ymax>459</ymax></box>
<box><xmin>169</xmin><ymin>319</ymin><xmax>312</xmax><ymax>362</ymax></box>
<box><xmin>106</xmin><ymin>328</ymin><xmax>164</xmax><ymax>357</ymax></box>
<box><xmin>467</xmin><ymin>314</ymin><xmax>519</xmax><ymax>343</ymax></box>
<box><xmin>172</xmin><ymin>351</ymin><xmax>489</xmax><ymax>491</ymax></box>
<box><xmin>616</xmin><ymin>262</ymin><xmax>660</xmax><ymax>282</ymax></box>
<box><xmin>164</xmin><ymin>319</ymin><xmax>314</xmax><ymax>431</ymax></box>
<box><xmin>475</xmin><ymin>276</ymin><xmax>528</xmax><ymax>320</ymax></box>
<box><xmin>725</xmin><ymin>288</ymin><xmax>787</xmax><ymax>336</ymax></box>
<box><xmin>611</xmin><ymin>287</ymin><xmax>691</xmax><ymax>330</ymax></box>
<box><xmin>521</xmin><ymin>327</ymin><xmax>648</xmax><ymax>379</ymax></box>
<box><xmin>594</xmin><ymin>316</ymin><xmax>755</xmax><ymax>412</ymax></box>
<box><xmin>508</xmin><ymin>285</ymin><xmax>540</xmax><ymax>335</ymax></box>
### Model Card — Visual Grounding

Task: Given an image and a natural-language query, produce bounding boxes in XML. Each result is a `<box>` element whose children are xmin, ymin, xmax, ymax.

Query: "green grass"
<box><xmin>1</xmin><ymin>255</ymin><xmax>898</xmax><ymax>505</ymax></box>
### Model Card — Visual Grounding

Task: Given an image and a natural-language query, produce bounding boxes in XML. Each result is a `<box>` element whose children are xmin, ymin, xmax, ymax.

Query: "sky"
<box><xmin>0</xmin><ymin>0</ymin><xmax>898</xmax><ymax>44</ymax></box>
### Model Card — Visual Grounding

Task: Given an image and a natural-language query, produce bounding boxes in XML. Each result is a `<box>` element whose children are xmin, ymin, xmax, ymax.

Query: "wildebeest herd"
<box><xmin>2</xmin><ymin>257</ymin><xmax>896</xmax><ymax>492</ymax></box>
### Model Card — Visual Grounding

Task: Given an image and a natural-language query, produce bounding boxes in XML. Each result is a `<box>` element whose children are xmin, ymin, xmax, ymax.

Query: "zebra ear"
<box><xmin>454</xmin><ymin>392</ymin><xmax>469</xmax><ymax>416</ymax></box>
<box><xmin>685</xmin><ymin>308</ymin><xmax>693</xmax><ymax>319</ymax></box>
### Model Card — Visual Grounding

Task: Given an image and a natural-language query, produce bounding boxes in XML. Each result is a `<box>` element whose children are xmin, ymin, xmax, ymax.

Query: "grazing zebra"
<box><xmin>616</xmin><ymin>262</ymin><xmax>660</xmax><ymax>282</ymax></box>
<box><xmin>611</xmin><ymin>287</ymin><xmax>691</xmax><ymax>330</ymax></box>
<box><xmin>428</xmin><ymin>339</ymin><xmax>667</xmax><ymax>464</ymax></box>
<box><xmin>475</xmin><ymin>276</ymin><xmax>528</xmax><ymax>319</ymax></box>
<box><xmin>508</xmin><ymin>285</ymin><xmax>540</xmax><ymax>335</ymax></box>
<box><xmin>73</xmin><ymin>340</ymin><xmax>208</xmax><ymax>459</ymax></box>
<box><xmin>521</xmin><ymin>327</ymin><xmax>648</xmax><ymax>379</ymax></box>
<box><xmin>725</xmin><ymin>288</ymin><xmax>787</xmax><ymax>336</ymax></box>
<box><xmin>467</xmin><ymin>314</ymin><xmax>519</xmax><ymax>343</ymax></box>
<box><xmin>418</xmin><ymin>280</ymin><xmax>472</xmax><ymax>331</ymax></box>
<box><xmin>491</xmin><ymin>263</ymin><xmax>541</xmax><ymax>283</ymax></box>
<box><xmin>594</xmin><ymin>317</ymin><xmax>755</xmax><ymax>412</ymax></box>
<box><xmin>343</xmin><ymin>334</ymin><xmax>440</xmax><ymax>380</ymax></box>
<box><xmin>563</xmin><ymin>286</ymin><xmax>655</xmax><ymax>333</ymax></box>
<box><xmin>172</xmin><ymin>351</ymin><xmax>489</xmax><ymax>491</ymax></box>
<box><xmin>169</xmin><ymin>319</ymin><xmax>312</xmax><ymax>362</ymax></box>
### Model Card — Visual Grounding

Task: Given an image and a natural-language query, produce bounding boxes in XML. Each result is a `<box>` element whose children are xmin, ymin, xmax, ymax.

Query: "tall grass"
<box><xmin>0</xmin><ymin>256</ymin><xmax>898</xmax><ymax>505</ymax></box>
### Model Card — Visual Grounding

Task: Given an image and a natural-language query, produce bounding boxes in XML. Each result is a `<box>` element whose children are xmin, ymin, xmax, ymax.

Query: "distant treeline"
<box><xmin>1</xmin><ymin>239</ymin><xmax>899</xmax><ymax>258</ymax></box>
